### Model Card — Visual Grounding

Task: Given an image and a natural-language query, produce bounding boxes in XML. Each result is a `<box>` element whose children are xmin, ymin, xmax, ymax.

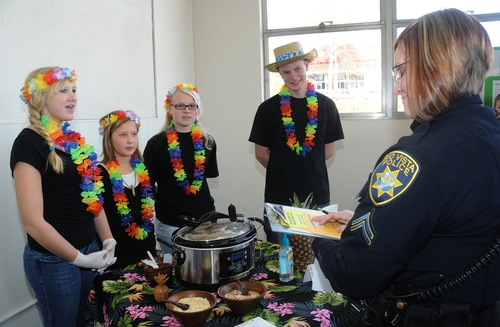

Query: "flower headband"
<box><xmin>98</xmin><ymin>110</ymin><xmax>141</xmax><ymax>136</ymax></box>
<box><xmin>164</xmin><ymin>83</ymin><xmax>202</xmax><ymax>109</ymax></box>
<box><xmin>20</xmin><ymin>68</ymin><xmax>77</xmax><ymax>104</ymax></box>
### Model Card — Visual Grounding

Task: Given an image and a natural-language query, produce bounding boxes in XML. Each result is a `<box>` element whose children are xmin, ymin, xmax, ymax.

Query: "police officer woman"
<box><xmin>312</xmin><ymin>8</ymin><xmax>500</xmax><ymax>327</ymax></box>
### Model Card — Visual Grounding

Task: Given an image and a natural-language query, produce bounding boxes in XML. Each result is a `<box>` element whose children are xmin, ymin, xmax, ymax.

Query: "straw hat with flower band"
<box><xmin>265</xmin><ymin>41</ymin><xmax>318</xmax><ymax>72</ymax></box>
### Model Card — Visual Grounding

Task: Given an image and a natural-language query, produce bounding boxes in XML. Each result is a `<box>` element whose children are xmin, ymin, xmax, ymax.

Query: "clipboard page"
<box><xmin>265</xmin><ymin>203</ymin><xmax>341</xmax><ymax>240</ymax></box>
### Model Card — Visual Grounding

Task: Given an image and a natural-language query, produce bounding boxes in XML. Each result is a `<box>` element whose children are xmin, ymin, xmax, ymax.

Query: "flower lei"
<box><xmin>20</xmin><ymin>68</ymin><xmax>77</xmax><ymax>104</ymax></box>
<box><xmin>98</xmin><ymin>110</ymin><xmax>141</xmax><ymax>136</ymax></box>
<box><xmin>164</xmin><ymin>83</ymin><xmax>201</xmax><ymax>109</ymax></box>
<box><xmin>40</xmin><ymin>115</ymin><xmax>104</xmax><ymax>214</ymax></box>
<box><xmin>106</xmin><ymin>154</ymin><xmax>154</xmax><ymax>240</ymax></box>
<box><xmin>279</xmin><ymin>81</ymin><xmax>318</xmax><ymax>156</ymax></box>
<box><xmin>166</xmin><ymin>120</ymin><xmax>206</xmax><ymax>195</ymax></box>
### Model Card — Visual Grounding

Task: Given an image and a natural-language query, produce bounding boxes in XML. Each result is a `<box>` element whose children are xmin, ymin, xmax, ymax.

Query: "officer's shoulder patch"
<box><xmin>369</xmin><ymin>150</ymin><xmax>420</xmax><ymax>206</ymax></box>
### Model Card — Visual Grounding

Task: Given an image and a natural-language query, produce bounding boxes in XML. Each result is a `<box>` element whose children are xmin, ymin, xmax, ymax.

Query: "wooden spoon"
<box><xmin>158</xmin><ymin>298</ymin><xmax>190</xmax><ymax>311</ymax></box>
<box><xmin>234</xmin><ymin>275</ymin><xmax>248</xmax><ymax>295</ymax></box>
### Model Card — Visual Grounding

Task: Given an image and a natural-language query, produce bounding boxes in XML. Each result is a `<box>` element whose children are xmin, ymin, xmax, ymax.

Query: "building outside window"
<box><xmin>264</xmin><ymin>0</ymin><xmax>500</xmax><ymax>118</ymax></box>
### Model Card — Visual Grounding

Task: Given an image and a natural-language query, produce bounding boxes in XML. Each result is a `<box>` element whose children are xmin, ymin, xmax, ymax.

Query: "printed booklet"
<box><xmin>265</xmin><ymin>203</ymin><xmax>342</xmax><ymax>240</ymax></box>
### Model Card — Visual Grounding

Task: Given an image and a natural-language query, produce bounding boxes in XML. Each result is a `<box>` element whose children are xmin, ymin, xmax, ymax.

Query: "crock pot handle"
<box><xmin>174</xmin><ymin>247</ymin><xmax>185</xmax><ymax>265</ymax></box>
<box><xmin>156</xmin><ymin>236</ymin><xmax>174</xmax><ymax>248</ymax></box>
<box><xmin>228</xmin><ymin>204</ymin><xmax>237</xmax><ymax>222</ymax></box>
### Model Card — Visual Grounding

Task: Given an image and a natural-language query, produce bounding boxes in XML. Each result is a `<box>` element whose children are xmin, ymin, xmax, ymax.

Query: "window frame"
<box><xmin>262</xmin><ymin>0</ymin><xmax>500</xmax><ymax>120</ymax></box>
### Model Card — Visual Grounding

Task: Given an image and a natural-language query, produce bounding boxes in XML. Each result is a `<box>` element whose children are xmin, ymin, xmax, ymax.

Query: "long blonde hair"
<box><xmin>163</xmin><ymin>86</ymin><xmax>214</xmax><ymax>149</ymax></box>
<box><xmin>23</xmin><ymin>66</ymin><xmax>75</xmax><ymax>173</ymax></box>
<box><xmin>394</xmin><ymin>9</ymin><xmax>493</xmax><ymax>122</ymax></box>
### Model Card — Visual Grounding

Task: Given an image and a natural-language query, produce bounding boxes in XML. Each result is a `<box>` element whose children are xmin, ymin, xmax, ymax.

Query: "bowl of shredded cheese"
<box><xmin>164</xmin><ymin>290</ymin><xmax>216</xmax><ymax>327</ymax></box>
<box><xmin>217</xmin><ymin>280</ymin><xmax>267</xmax><ymax>314</ymax></box>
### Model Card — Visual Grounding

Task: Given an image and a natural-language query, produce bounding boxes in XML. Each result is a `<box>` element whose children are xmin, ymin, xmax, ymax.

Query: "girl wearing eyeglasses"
<box><xmin>143</xmin><ymin>83</ymin><xmax>219</xmax><ymax>259</ymax></box>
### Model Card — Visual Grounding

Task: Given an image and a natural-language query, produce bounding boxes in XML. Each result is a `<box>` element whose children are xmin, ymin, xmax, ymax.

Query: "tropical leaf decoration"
<box><xmin>312</xmin><ymin>291</ymin><xmax>346</xmax><ymax>306</ymax></box>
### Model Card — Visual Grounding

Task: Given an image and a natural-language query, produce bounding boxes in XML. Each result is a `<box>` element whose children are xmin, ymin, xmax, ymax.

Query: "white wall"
<box><xmin>0</xmin><ymin>0</ymin><xmax>410</xmax><ymax>325</ymax></box>
<box><xmin>0</xmin><ymin>1</ymin><xmax>194</xmax><ymax>326</ymax></box>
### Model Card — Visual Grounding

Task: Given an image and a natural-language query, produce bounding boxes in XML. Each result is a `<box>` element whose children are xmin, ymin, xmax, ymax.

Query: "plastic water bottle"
<box><xmin>279</xmin><ymin>234</ymin><xmax>294</xmax><ymax>282</ymax></box>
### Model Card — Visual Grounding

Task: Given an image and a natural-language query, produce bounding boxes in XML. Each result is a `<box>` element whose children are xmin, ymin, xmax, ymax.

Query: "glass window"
<box><xmin>266</xmin><ymin>0</ymin><xmax>380</xmax><ymax>29</ymax></box>
<box><xmin>397</xmin><ymin>0</ymin><xmax>500</xmax><ymax>19</ymax></box>
<box><xmin>264</xmin><ymin>0</ymin><xmax>500</xmax><ymax>118</ymax></box>
<box><xmin>269</xmin><ymin>31</ymin><xmax>382</xmax><ymax>114</ymax></box>
<box><xmin>483</xmin><ymin>21</ymin><xmax>500</xmax><ymax>47</ymax></box>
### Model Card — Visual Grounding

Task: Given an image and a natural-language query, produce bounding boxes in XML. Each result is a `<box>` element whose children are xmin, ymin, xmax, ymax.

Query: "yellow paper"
<box><xmin>282</xmin><ymin>206</ymin><xmax>342</xmax><ymax>239</ymax></box>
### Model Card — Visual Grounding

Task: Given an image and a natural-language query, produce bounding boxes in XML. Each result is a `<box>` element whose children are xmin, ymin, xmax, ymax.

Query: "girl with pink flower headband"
<box><xmin>10</xmin><ymin>66</ymin><xmax>117</xmax><ymax>327</ymax></box>
<box><xmin>98</xmin><ymin>110</ymin><xmax>157</xmax><ymax>269</ymax></box>
<box><xmin>143</xmin><ymin>83</ymin><xmax>219</xmax><ymax>258</ymax></box>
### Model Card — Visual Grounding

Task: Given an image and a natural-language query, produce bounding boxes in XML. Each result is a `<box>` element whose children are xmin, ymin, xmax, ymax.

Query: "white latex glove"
<box><xmin>102</xmin><ymin>238</ymin><xmax>117</xmax><ymax>266</ymax></box>
<box><xmin>71</xmin><ymin>250</ymin><xmax>111</xmax><ymax>269</ymax></box>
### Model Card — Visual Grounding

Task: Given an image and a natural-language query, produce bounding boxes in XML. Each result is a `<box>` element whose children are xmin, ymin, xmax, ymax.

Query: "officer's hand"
<box><xmin>313</xmin><ymin>210</ymin><xmax>354</xmax><ymax>226</ymax></box>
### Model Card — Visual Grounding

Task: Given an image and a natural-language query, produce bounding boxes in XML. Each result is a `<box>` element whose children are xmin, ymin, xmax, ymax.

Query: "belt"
<box><xmin>403</xmin><ymin>300</ymin><xmax>500</xmax><ymax>327</ymax></box>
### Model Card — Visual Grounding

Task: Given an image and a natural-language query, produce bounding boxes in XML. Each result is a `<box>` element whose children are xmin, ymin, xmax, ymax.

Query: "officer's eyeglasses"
<box><xmin>171</xmin><ymin>103</ymin><xmax>199</xmax><ymax>110</ymax></box>
<box><xmin>392</xmin><ymin>61</ymin><xmax>408</xmax><ymax>83</ymax></box>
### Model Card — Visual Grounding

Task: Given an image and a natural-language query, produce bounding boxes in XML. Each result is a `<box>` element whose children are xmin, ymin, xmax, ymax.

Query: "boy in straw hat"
<box><xmin>249</xmin><ymin>41</ymin><xmax>344</xmax><ymax>244</ymax></box>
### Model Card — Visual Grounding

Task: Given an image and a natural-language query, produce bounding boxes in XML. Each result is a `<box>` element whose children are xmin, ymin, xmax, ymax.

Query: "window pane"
<box><xmin>397</xmin><ymin>0</ymin><xmax>500</xmax><ymax>20</ymax></box>
<box><xmin>269</xmin><ymin>31</ymin><xmax>382</xmax><ymax>114</ymax></box>
<box><xmin>483</xmin><ymin>22</ymin><xmax>500</xmax><ymax>47</ymax></box>
<box><xmin>267</xmin><ymin>0</ymin><xmax>380</xmax><ymax>29</ymax></box>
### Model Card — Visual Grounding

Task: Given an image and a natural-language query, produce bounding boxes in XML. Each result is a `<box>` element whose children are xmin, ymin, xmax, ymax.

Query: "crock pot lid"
<box><xmin>178</xmin><ymin>220</ymin><xmax>252</xmax><ymax>241</ymax></box>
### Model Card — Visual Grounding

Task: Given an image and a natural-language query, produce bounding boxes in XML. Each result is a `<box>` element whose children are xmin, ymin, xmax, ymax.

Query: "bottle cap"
<box><xmin>282</xmin><ymin>233</ymin><xmax>289</xmax><ymax>247</ymax></box>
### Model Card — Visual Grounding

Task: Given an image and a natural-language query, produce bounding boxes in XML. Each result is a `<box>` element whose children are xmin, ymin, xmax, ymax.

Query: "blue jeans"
<box><xmin>154</xmin><ymin>220</ymin><xmax>180</xmax><ymax>257</ymax></box>
<box><xmin>23</xmin><ymin>239</ymin><xmax>99</xmax><ymax>327</ymax></box>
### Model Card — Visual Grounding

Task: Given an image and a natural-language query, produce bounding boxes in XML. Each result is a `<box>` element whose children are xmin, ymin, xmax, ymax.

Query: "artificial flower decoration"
<box><xmin>40</xmin><ymin>115</ymin><xmax>104</xmax><ymax>214</ymax></box>
<box><xmin>280</xmin><ymin>81</ymin><xmax>318</xmax><ymax>156</ymax></box>
<box><xmin>20</xmin><ymin>68</ymin><xmax>77</xmax><ymax>104</ymax></box>
<box><xmin>164</xmin><ymin>82</ymin><xmax>202</xmax><ymax>109</ymax></box>
<box><xmin>98</xmin><ymin>110</ymin><xmax>141</xmax><ymax>135</ymax></box>
<box><xmin>106</xmin><ymin>154</ymin><xmax>154</xmax><ymax>240</ymax></box>
<box><xmin>166</xmin><ymin>120</ymin><xmax>206</xmax><ymax>195</ymax></box>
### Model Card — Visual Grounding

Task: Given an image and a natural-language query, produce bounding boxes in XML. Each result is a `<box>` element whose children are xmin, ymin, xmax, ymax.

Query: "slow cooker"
<box><xmin>158</xmin><ymin>206</ymin><xmax>263</xmax><ymax>291</ymax></box>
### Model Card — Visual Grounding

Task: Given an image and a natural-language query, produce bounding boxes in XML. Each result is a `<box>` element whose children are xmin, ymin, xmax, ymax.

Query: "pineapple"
<box><xmin>289</xmin><ymin>192</ymin><xmax>316</xmax><ymax>272</ymax></box>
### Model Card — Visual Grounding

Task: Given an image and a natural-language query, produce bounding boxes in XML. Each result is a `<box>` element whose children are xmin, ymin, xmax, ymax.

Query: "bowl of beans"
<box><xmin>164</xmin><ymin>290</ymin><xmax>216</xmax><ymax>327</ymax></box>
<box><xmin>217</xmin><ymin>280</ymin><xmax>267</xmax><ymax>314</ymax></box>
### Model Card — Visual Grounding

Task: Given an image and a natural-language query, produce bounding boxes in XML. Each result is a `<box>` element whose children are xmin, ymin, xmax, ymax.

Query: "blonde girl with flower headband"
<box><xmin>98</xmin><ymin>110</ymin><xmax>156</xmax><ymax>269</ymax></box>
<box><xmin>10</xmin><ymin>66</ymin><xmax>117</xmax><ymax>327</ymax></box>
<box><xmin>143</xmin><ymin>83</ymin><xmax>219</xmax><ymax>258</ymax></box>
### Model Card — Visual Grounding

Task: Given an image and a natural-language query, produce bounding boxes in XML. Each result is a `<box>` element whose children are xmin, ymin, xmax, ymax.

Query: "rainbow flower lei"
<box><xmin>20</xmin><ymin>68</ymin><xmax>77</xmax><ymax>104</ymax></box>
<box><xmin>41</xmin><ymin>115</ymin><xmax>104</xmax><ymax>214</ymax></box>
<box><xmin>106</xmin><ymin>154</ymin><xmax>154</xmax><ymax>240</ymax></box>
<box><xmin>166</xmin><ymin>120</ymin><xmax>206</xmax><ymax>195</ymax></box>
<box><xmin>98</xmin><ymin>110</ymin><xmax>141</xmax><ymax>136</ymax></box>
<box><xmin>279</xmin><ymin>81</ymin><xmax>318</xmax><ymax>156</ymax></box>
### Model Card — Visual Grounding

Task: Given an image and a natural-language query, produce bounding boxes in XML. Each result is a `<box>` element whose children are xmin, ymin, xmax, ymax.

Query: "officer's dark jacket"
<box><xmin>313</xmin><ymin>95</ymin><xmax>500</xmax><ymax>310</ymax></box>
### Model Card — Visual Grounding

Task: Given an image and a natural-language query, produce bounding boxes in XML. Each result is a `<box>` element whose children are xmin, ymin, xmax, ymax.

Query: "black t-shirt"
<box><xmin>10</xmin><ymin>128</ymin><xmax>96</xmax><ymax>254</ymax></box>
<box><xmin>100</xmin><ymin>165</ymin><xmax>156</xmax><ymax>269</ymax></box>
<box><xmin>143</xmin><ymin>131</ymin><xmax>219</xmax><ymax>227</ymax></box>
<box><xmin>249</xmin><ymin>92</ymin><xmax>344</xmax><ymax>205</ymax></box>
